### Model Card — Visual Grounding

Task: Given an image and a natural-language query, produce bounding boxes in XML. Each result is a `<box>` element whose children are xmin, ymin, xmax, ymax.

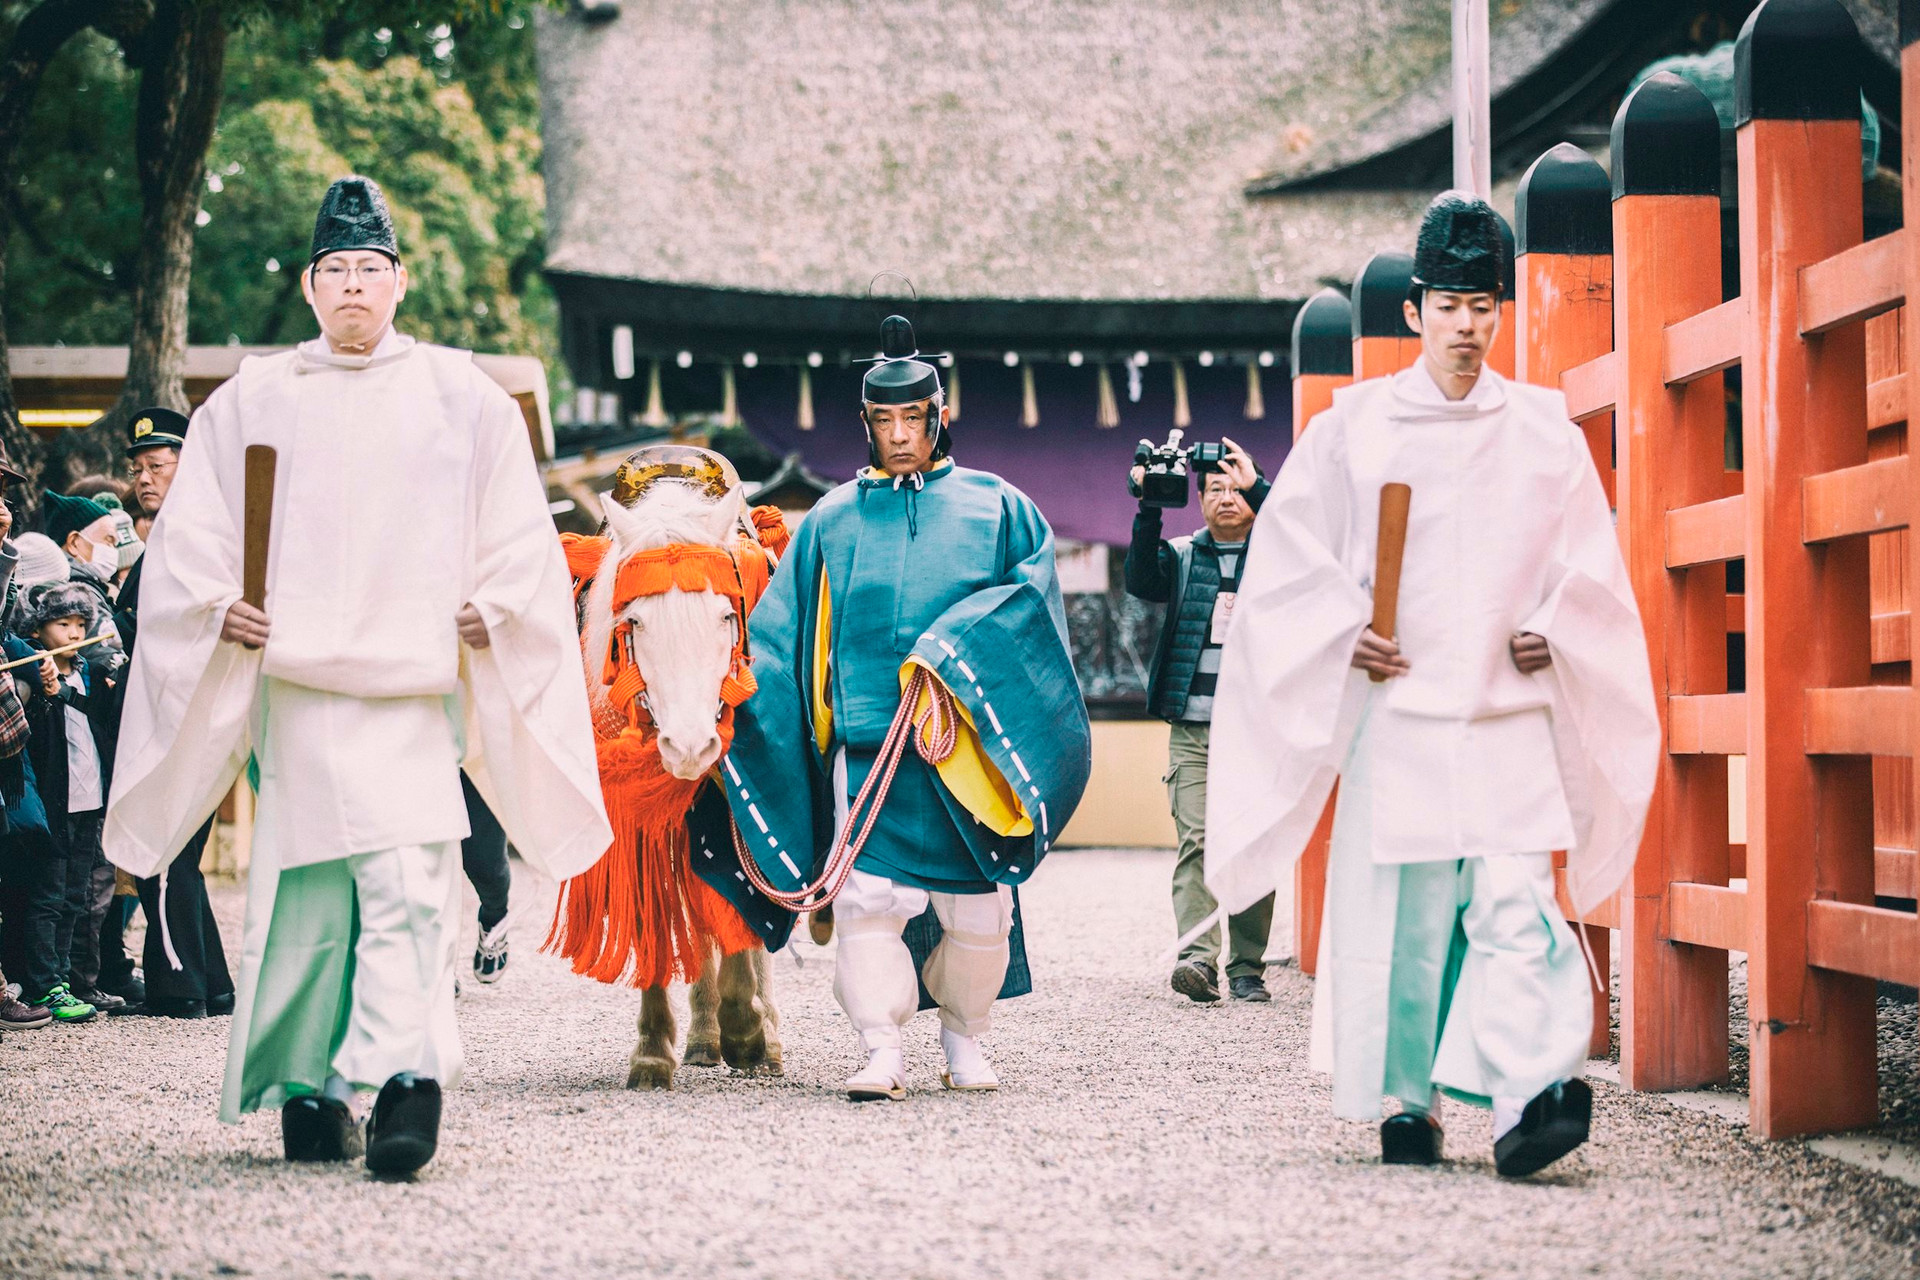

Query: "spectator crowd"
<box><xmin>0</xmin><ymin>406</ymin><xmax>238</xmax><ymax>1032</ymax></box>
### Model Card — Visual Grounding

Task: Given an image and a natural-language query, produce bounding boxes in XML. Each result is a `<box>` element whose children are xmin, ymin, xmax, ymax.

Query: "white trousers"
<box><xmin>330</xmin><ymin>842</ymin><xmax>465</xmax><ymax>1090</ymax></box>
<box><xmin>832</xmin><ymin>869</ymin><xmax>1014</xmax><ymax>1051</ymax></box>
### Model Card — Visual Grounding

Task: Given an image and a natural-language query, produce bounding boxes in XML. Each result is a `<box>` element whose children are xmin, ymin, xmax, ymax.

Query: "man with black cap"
<box><xmin>1203</xmin><ymin>192</ymin><xmax>1659</xmax><ymax>1177</ymax></box>
<box><xmin>111</xmin><ymin>406</ymin><xmax>236</xmax><ymax>1020</ymax></box>
<box><xmin>104</xmin><ymin>176</ymin><xmax>610</xmax><ymax>1176</ymax></box>
<box><xmin>706</xmin><ymin>315</ymin><xmax>1091</xmax><ymax>1102</ymax></box>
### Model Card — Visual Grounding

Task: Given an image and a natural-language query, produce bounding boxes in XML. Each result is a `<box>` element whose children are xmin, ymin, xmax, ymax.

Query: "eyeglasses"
<box><xmin>312</xmin><ymin>262</ymin><xmax>395</xmax><ymax>284</ymax></box>
<box><xmin>128</xmin><ymin>456</ymin><xmax>177</xmax><ymax>481</ymax></box>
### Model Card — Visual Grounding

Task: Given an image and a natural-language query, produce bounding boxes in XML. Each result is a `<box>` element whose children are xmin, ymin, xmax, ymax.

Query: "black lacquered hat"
<box><xmin>1411</xmin><ymin>191</ymin><xmax>1508</xmax><ymax>297</ymax></box>
<box><xmin>310</xmin><ymin>175</ymin><xmax>399</xmax><ymax>267</ymax></box>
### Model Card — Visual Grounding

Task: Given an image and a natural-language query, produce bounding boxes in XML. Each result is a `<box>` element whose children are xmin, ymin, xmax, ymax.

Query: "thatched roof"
<box><xmin>537</xmin><ymin>0</ymin><xmax>1641</xmax><ymax>308</ymax></box>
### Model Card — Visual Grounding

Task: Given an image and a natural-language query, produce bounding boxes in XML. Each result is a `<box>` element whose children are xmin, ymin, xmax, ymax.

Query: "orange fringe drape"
<box><xmin>544</xmin><ymin>506</ymin><xmax>792</xmax><ymax>989</ymax></box>
<box><xmin>547</xmin><ymin>731</ymin><xmax>760</xmax><ymax>987</ymax></box>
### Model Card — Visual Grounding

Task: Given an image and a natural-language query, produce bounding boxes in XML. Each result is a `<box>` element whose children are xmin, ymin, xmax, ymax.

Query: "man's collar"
<box><xmin>858</xmin><ymin>457</ymin><xmax>954</xmax><ymax>485</ymax></box>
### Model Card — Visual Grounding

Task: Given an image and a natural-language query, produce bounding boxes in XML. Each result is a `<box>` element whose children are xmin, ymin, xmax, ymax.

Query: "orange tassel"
<box><xmin>545</xmin><ymin>533</ymin><xmax>787</xmax><ymax>989</ymax></box>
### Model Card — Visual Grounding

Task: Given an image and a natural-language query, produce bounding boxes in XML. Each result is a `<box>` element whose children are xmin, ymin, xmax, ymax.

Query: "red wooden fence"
<box><xmin>1288</xmin><ymin>0</ymin><xmax>1918</xmax><ymax>1139</ymax></box>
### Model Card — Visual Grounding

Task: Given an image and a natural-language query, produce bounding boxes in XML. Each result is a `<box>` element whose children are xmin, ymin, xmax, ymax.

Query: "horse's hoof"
<box><xmin>683</xmin><ymin>1040</ymin><xmax>723</xmax><ymax>1068</ymax></box>
<box><xmin>720</xmin><ymin>1029</ymin><xmax>769</xmax><ymax>1073</ymax></box>
<box><xmin>626</xmin><ymin>1056</ymin><xmax>675</xmax><ymax>1090</ymax></box>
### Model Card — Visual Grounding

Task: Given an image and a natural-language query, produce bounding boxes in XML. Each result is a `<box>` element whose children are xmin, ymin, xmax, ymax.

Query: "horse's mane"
<box><xmin>579</xmin><ymin>482</ymin><xmax>747</xmax><ymax>722</ymax></box>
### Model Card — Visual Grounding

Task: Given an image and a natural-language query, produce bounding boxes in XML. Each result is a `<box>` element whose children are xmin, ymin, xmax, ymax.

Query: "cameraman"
<box><xmin>1126</xmin><ymin>437</ymin><xmax>1275</xmax><ymax>1004</ymax></box>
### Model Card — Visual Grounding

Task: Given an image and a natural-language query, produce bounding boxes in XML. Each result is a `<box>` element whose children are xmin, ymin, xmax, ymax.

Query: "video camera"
<box><xmin>1131</xmin><ymin>430</ymin><xmax>1231</xmax><ymax>510</ymax></box>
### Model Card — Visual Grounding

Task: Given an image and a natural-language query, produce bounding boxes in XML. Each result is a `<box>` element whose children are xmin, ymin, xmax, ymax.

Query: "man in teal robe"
<box><xmin>701</xmin><ymin>316</ymin><xmax>1091</xmax><ymax>1101</ymax></box>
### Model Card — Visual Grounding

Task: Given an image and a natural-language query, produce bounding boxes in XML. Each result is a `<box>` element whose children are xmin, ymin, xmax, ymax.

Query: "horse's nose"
<box><xmin>657</xmin><ymin>729</ymin><xmax>718</xmax><ymax>781</ymax></box>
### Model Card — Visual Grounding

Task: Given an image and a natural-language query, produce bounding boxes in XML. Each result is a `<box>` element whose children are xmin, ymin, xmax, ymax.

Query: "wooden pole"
<box><xmin>242</xmin><ymin>445</ymin><xmax>277</xmax><ymax>616</ymax></box>
<box><xmin>1736</xmin><ymin>0</ymin><xmax>1876</xmax><ymax>1138</ymax></box>
<box><xmin>1451</xmin><ymin>0</ymin><xmax>1492</xmax><ymax>199</ymax></box>
<box><xmin>1608</xmin><ymin>73</ymin><xmax>1736</xmax><ymax>1093</ymax></box>
<box><xmin>1368</xmin><ymin>485</ymin><xmax>1412</xmax><ymax>684</ymax></box>
<box><xmin>1516</xmin><ymin>141</ymin><xmax>1619</xmax><ymax>1055</ymax></box>
<box><xmin>1289</xmin><ymin>289</ymin><xmax>1353</xmax><ymax>976</ymax></box>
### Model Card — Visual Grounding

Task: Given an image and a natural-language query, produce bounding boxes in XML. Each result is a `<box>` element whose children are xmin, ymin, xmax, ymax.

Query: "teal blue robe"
<box><xmin>697</xmin><ymin>461</ymin><xmax>1092</xmax><ymax>956</ymax></box>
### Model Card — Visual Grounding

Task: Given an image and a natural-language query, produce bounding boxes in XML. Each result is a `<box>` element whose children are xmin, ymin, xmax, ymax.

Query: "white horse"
<box><xmin>577</xmin><ymin>479</ymin><xmax>783</xmax><ymax>1089</ymax></box>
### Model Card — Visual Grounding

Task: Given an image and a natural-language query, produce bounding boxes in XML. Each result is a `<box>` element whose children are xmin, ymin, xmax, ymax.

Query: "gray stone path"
<box><xmin>1</xmin><ymin>849</ymin><xmax>1915</xmax><ymax>1279</ymax></box>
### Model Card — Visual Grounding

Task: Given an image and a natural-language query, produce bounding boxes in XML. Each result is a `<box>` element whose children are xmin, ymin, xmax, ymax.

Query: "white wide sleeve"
<box><xmin>105</xmin><ymin>382</ymin><xmax>262</xmax><ymax>878</ymax></box>
<box><xmin>1204</xmin><ymin>409</ymin><xmax>1375</xmax><ymax>914</ymax></box>
<box><xmin>458</xmin><ymin>382</ymin><xmax>612</xmax><ymax>882</ymax></box>
<box><xmin>1520</xmin><ymin>432</ymin><xmax>1661</xmax><ymax>914</ymax></box>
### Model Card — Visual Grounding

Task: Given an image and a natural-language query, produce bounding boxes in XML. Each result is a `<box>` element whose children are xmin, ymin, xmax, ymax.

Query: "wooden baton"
<box><xmin>1368</xmin><ymin>482</ymin><xmax>1412</xmax><ymax>683</ymax></box>
<box><xmin>242</xmin><ymin>445</ymin><xmax>278</xmax><ymax>633</ymax></box>
<box><xmin>0</xmin><ymin>634</ymin><xmax>111</xmax><ymax>674</ymax></box>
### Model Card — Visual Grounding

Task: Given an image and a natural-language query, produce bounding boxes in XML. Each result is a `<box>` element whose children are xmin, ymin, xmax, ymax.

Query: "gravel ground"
<box><xmin>1</xmin><ymin>849</ymin><xmax>1916</xmax><ymax>1280</ymax></box>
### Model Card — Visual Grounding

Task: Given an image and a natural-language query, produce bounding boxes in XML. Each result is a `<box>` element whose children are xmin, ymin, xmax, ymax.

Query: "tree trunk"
<box><xmin>0</xmin><ymin>0</ymin><xmax>135</xmax><ymax>515</ymax></box>
<box><xmin>74</xmin><ymin>0</ymin><xmax>225</xmax><ymax>480</ymax></box>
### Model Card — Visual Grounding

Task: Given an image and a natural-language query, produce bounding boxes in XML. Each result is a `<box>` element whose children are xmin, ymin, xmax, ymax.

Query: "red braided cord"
<box><xmin>731</xmin><ymin>668</ymin><xmax>958</xmax><ymax>910</ymax></box>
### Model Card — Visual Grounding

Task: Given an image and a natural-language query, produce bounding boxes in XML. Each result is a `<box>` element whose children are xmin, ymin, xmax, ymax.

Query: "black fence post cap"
<box><xmin>1735</xmin><ymin>0</ymin><xmax>1862</xmax><ymax>125</ymax></box>
<box><xmin>1292</xmin><ymin>288</ymin><xmax>1354</xmax><ymax>378</ymax></box>
<box><xmin>1611</xmin><ymin>72</ymin><xmax>1723</xmax><ymax>200</ymax></box>
<box><xmin>1516</xmin><ymin>143</ymin><xmax>1613</xmax><ymax>256</ymax></box>
<box><xmin>1494</xmin><ymin>211</ymin><xmax>1517</xmax><ymax>302</ymax></box>
<box><xmin>1352</xmin><ymin>252</ymin><xmax>1417</xmax><ymax>340</ymax></box>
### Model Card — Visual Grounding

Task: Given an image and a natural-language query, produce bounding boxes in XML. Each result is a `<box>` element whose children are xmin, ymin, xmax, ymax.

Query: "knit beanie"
<box><xmin>19</xmin><ymin>580</ymin><xmax>96</xmax><ymax>636</ymax></box>
<box><xmin>105</xmin><ymin>507</ymin><xmax>143</xmax><ymax>570</ymax></box>
<box><xmin>12</xmin><ymin>533</ymin><xmax>71</xmax><ymax>592</ymax></box>
<box><xmin>42</xmin><ymin>489</ymin><xmax>113</xmax><ymax>550</ymax></box>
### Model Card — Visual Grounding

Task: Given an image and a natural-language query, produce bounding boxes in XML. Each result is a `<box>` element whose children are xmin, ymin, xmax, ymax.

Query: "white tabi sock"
<box><xmin>1493</xmin><ymin>1095</ymin><xmax>1527</xmax><ymax>1141</ymax></box>
<box><xmin>939</xmin><ymin>1026</ymin><xmax>999</xmax><ymax>1089</ymax></box>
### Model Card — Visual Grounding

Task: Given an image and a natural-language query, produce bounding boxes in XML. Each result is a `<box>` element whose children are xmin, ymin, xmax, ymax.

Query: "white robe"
<box><xmin>1204</xmin><ymin>363</ymin><xmax>1659</xmax><ymax>919</ymax></box>
<box><xmin>105</xmin><ymin>332</ymin><xmax>612</xmax><ymax>883</ymax></box>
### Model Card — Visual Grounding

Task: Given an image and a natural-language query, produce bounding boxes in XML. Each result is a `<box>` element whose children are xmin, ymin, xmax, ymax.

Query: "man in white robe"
<box><xmin>105</xmin><ymin>176</ymin><xmax>611</xmax><ymax>1177</ymax></box>
<box><xmin>1205</xmin><ymin>192</ymin><xmax>1659</xmax><ymax>1177</ymax></box>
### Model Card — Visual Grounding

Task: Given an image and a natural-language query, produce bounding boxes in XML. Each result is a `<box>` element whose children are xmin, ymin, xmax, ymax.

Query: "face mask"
<box><xmin>88</xmin><ymin>539</ymin><xmax>118</xmax><ymax>572</ymax></box>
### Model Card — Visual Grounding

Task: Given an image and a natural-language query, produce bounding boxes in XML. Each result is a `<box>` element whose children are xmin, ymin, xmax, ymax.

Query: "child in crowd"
<box><xmin>0</xmin><ymin>474</ymin><xmax>53</xmax><ymax>1030</ymax></box>
<box><xmin>16</xmin><ymin>581</ymin><xmax>122</xmax><ymax>1021</ymax></box>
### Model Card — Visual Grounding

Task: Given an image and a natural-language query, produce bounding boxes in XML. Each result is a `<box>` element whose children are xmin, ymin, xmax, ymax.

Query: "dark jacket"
<box><xmin>1123</xmin><ymin>479</ymin><xmax>1269</xmax><ymax>721</ymax></box>
<box><xmin>114</xmin><ymin>554</ymin><xmax>143</xmax><ymax>654</ymax></box>
<box><xmin>18</xmin><ymin>640</ymin><xmax>119</xmax><ymax>841</ymax></box>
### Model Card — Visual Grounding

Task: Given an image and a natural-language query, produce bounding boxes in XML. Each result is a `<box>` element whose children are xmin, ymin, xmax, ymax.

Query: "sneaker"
<box><xmin>70</xmin><ymin>985</ymin><xmax>126</xmax><ymax>1013</ymax></box>
<box><xmin>1228</xmin><ymin>974</ymin><xmax>1271</xmax><ymax>1003</ymax></box>
<box><xmin>32</xmin><ymin>984</ymin><xmax>97</xmax><ymax>1024</ymax></box>
<box><xmin>473</xmin><ymin>915</ymin><xmax>511</xmax><ymax>984</ymax></box>
<box><xmin>0</xmin><ymin>990</ymin><xmax>51</xmax><ymax>1029</ymax></box>
<box><xmin>1170</xmin><ymin>959</ymin><xmax>1220</xmax><ymax>1004</ymax></box>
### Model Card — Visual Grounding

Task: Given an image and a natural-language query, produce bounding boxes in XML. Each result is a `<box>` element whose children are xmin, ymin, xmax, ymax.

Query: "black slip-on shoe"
<box><xmin>282</xmin><ymin>1096</ymin><xmax>364</xmax><ymax>1163</ymax></box>
<box><xmin>1170</xmin><ymin>960</ymin><xmax>1220</xmax><ymax>1004</ymax></box>
<box><xmin>365</xmin><ymin>1073</ymin><xmax>441</xmax><ymax>1177</ymax></box>
<box><xmin>207</xmin><ymin>992</ymin><xmax>236</xmax><ymax>1017</ymax></box>
<box><xmin>1228</xmin><ymin>974</ymin><xmax>1271</xmax><ymax>1003</ymax></box>
<box><xmin>1494</xmin><ymin>1079</ymin><xmax>1592</xmax><ymax>1178</ymax></box>
<box><xmin>1380</xmin><ymin>1112</ymin><xmax>1444</xmax><ymax>1165</ymax></box>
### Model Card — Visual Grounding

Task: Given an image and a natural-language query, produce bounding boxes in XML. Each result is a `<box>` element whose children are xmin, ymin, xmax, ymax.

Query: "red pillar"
<box><xmin>1515</xmin><ymin>141</ymin><xmax>1618</xmax><ymax>1056</ymax></box>
<box><xmin>1607</xmin><ymin>72</ymin><xmax>1736</xmax><ymax>1093</ymax></box>
<box><xmin>1735</xmin><ymin>0</ymin><xmax>1877</xmax><ymax>1138</ymax></box>
<box><xmin>1287</xmin><ymin>288</ymin><xmax>1353</xmax><ymax>975</ymax></box>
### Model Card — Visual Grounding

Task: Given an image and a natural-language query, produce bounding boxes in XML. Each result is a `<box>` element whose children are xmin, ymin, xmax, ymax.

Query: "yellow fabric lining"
<box><xmin>811</xmin><ymin>568</ymin><xmax>833</xmax><ymax>754</ymax></box>
<box><xmin>899</xmin><ymin>657</ymin><xmax>1032</xmax><ymax>837</ymax></box>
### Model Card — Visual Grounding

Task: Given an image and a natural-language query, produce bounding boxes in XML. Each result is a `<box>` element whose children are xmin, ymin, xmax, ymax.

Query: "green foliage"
<box><xmin>6</xmin><ymin>1</ymin><xmax>558</xmax><ymax>366</ymax></box>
